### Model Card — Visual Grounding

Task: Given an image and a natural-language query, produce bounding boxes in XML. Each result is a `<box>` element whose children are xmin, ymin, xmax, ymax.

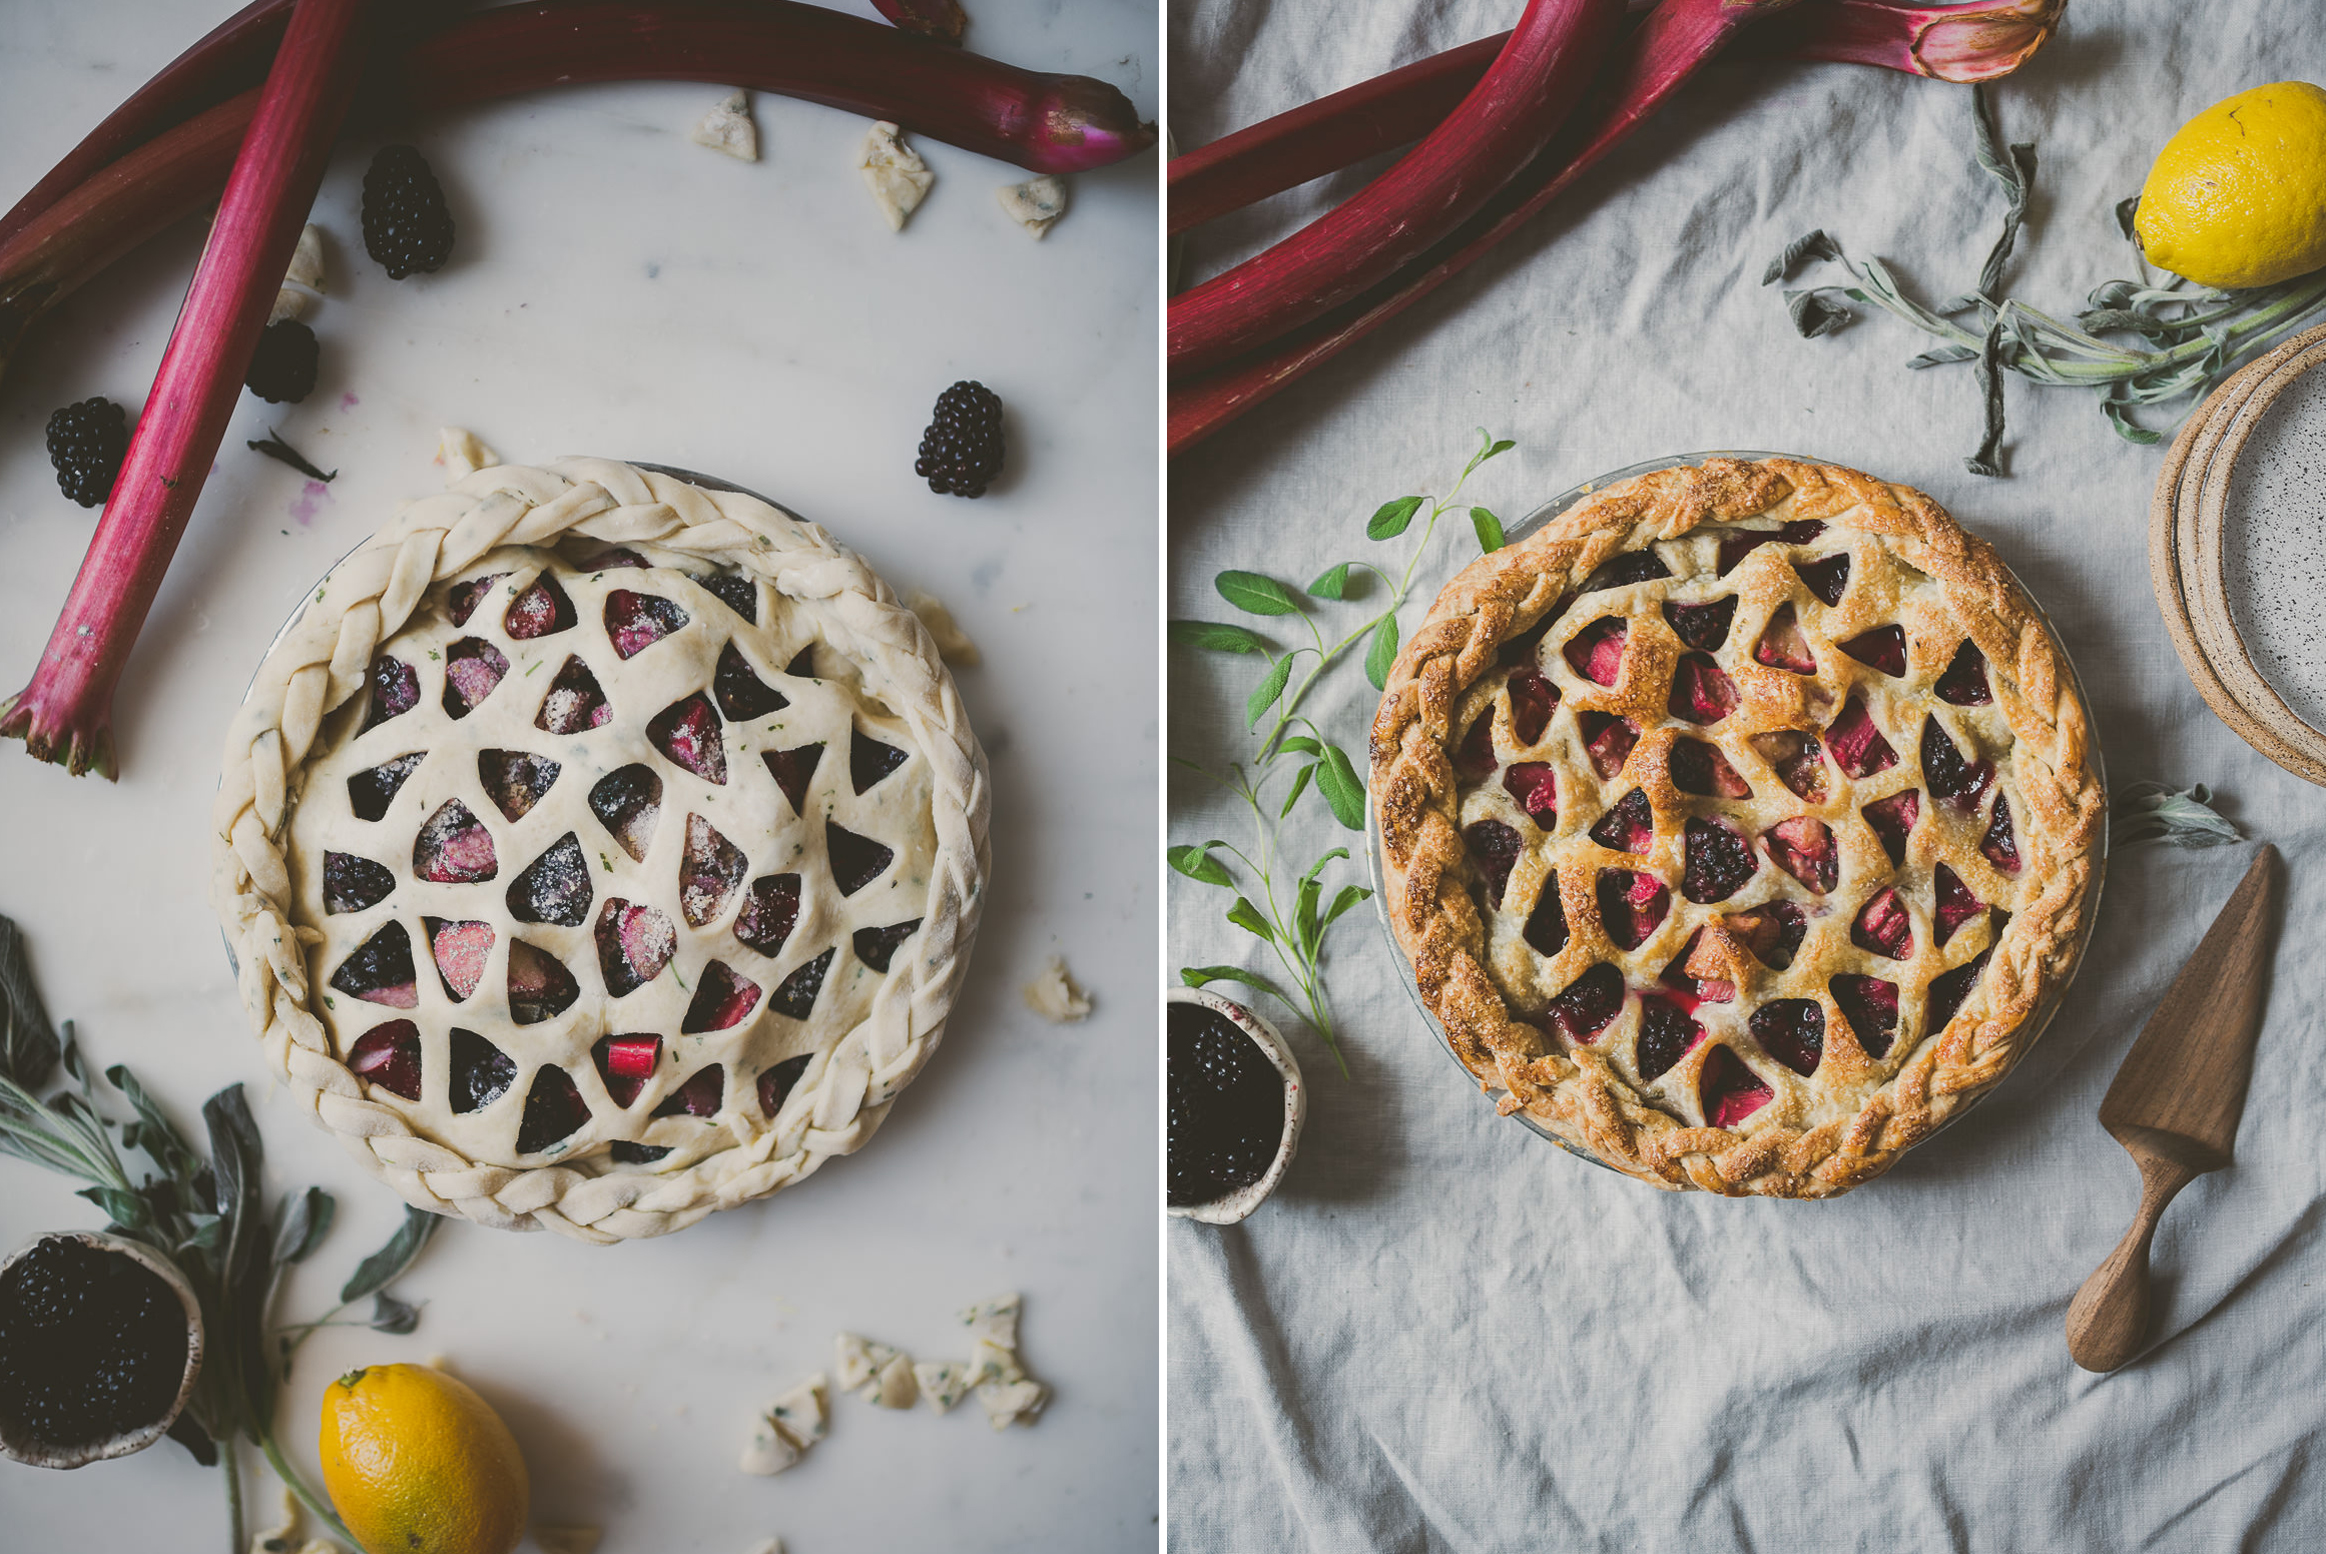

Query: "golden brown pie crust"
<box><xmin>1370</xmin><ymin>457</ymin><xmax>2101</xmax><ymax>1197</ymax></box>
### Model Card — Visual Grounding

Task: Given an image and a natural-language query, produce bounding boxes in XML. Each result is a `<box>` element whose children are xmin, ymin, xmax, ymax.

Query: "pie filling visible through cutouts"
<box><xmin>1371</xmin><ymin>457</ymin><xmax>2100</xmax><ymax>1197</ymax></box>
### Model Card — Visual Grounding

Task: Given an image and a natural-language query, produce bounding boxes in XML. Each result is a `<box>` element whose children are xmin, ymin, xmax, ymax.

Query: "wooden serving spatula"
<box><xmin>2065</xmin><ymin>843</ymin><xmax>2282</xmax><ymax>1373</ymax></box>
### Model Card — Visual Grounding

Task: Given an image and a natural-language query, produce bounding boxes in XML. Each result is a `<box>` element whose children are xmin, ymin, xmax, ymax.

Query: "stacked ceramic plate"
<box><xmin>2152</xmin><ymin>321</ymin><xmax>2326</xmax><ymax>786</ymax></box>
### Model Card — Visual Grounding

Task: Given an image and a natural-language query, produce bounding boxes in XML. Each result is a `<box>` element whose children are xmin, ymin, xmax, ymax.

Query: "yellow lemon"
<box><xmin>319</xmin><ymin>1363</ymin><xmax>530</xmax><ymax>1554</ymax></box>
<box><xmin>2136</xmin><ymin>81</ymin><xmax>2326</xmax><ymax>289</ymax></box>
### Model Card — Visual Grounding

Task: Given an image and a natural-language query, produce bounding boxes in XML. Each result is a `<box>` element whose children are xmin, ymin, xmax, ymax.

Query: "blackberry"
<box><xmin>914</xmin><ymin>380</ymin><xmax>1005</xmax><ymax>498</ymax></box>
<box><xmin>362</xmin><ymin>144</ymin><xmax>456</xmax><ymax>279</ymax></box>
<box><xmin>245</xmin><ymin>319</ymin><xmax>319</xmax><ymax>403</ymax></box>
<box><xmin>44</xmin><ymin>397</ymin><xmax>129</xmax><ymax>509</ymax></box>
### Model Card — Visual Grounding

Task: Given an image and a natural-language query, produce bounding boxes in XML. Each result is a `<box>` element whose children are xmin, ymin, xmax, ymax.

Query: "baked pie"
<box><xmin>213</xmin><ymin>456</ymin><xmax>988</xmax><ymax>1241</ymax></box>
<box><xmin>1370</xmin><ymin>457</ymin><xmax>2101</xmax><ymax>1196</ymax></box>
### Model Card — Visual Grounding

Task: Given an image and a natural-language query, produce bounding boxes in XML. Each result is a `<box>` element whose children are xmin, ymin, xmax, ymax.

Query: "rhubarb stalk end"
<box><xmin>0</xmin><ymin>690</ymin><xmax>118</xmax><ymax>780</ymax></box>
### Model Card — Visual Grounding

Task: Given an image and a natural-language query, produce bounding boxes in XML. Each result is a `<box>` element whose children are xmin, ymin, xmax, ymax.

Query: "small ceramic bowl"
<box><xmin>1165</xmin><ymin>987</ymin><xmax>1305</xmax><ymax>1225</ymax></box>
<box><xmin>0</xmin><ymin>1229</ymin><xmax>205</xmax><ymax>1469</ymax></box>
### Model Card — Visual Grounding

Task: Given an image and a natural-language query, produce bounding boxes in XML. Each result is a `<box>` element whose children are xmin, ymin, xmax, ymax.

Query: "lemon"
<box><xmin>319</xmin><ymin>1363</ymin><xmax>530</xmax><ymax>1554</ymax></box>
<box><xmin>2136</xmin><ymin>82</ymin><xmax>2326</xmax><ymax>289</ymax></box>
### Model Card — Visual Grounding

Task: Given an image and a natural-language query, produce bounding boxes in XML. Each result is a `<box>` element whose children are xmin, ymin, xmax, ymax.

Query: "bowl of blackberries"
<box><xmin>1166</xmin><ymin>988</ymin><xmax>1303</xmax><ymax>1224</ymax></box>
<box><xmin>0</xmin><ymin>1230</ymin><xmax>203</xmax><ymax>1469</ymax></box>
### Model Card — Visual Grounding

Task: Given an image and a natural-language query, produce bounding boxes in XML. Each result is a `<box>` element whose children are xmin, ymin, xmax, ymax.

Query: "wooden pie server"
<box><xmin>2065</xmin><ymin>843</ymin><xmax>2281</xmax><ymax>1373</ymax></box>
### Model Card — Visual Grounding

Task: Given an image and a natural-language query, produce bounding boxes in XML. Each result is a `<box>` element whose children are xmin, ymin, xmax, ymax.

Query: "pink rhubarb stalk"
<box><xmin>1168</xmin><ymin>0</ymin><xmax>2062</xmax><ymax>238</ymax></box>
<box><xmin>1169</xmin><ymin>0</ymin><xmax>1805</xmax><ymax>453</ymax></box>
<box><xmin>0</xmin><ymin>0</ymin><xmax>373</xmax><ymax>777</ymax></box>
<box><xmin>1168</xmin><ymin>0</ymin><xmax>1624</xmax><ymax>377</ymax></box>
<box><xmin>393</xmin><ymin>1</ymin><xmax>1152</xmax><ymax>174</ymax></box>
<box><xmin>871</xmin><ymin>0</ymin><xmax>969</xmax><ymax>47</ymax></box>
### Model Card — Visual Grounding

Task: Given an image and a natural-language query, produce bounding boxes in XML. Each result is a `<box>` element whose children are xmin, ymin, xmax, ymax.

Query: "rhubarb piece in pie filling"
<box><xmin>1753</xmin><ymin>730</ymin><xmax>1827</xmax><ymax>803</ymax></box>
<box><xmin>679</xmin><ymin>815</ymin><xmax>747</xmax><ymax>927</ymax></box>
<box><xmin>332</xmin><ymin>922</ymin><xmax>417</xmax><ymax>1007</ymax></box>
<box><xmin>1831</xmin><ymin>974</ymin><xmax>1900</xmax><ymax>1058</ymax></box>
<box><xmin>595</xmin><ymin>1034</ymin><xmax>662</xmax><ymax>1107</ymax></box>
<box><xmin>734</xmin><ymin>874</ymin><xmax>802</xmax><ymax>956</ymax></box>
<box><xmin>1839</xmin><ymin>625</ymin><xmax>1906</xmax><ymax>677</ymax></box>
<box><xmin>1826</xmin><ymin>695</ymin><xmax>1897</xmax><ymax>778</ymax></box>
<box><xmin>1670</xmin><ymin>738</ymin><xmax>1751</xmax><ymax>799</ymax></box>
<box><xmin>1764</xmin><ymin>816</ymin><xmax>1837</xmax><ymax>894</ymax></box>
<box><xmin>1578</xmin><ymin>712</ymin><xmax>1638</xmax><ymax>780</ymax></box>
<box><xmin>648</xmin><ymin>693</ymin><xmax>728</xmax><ymax>783</ymax></box>
<box><xmin>1503</xmin><ymin>761</ymin><xmax>1558</xmax><ymax>826</ymax></box>
<box><xmin>1596</xmin><ymin>869</ymin><xmax>1670</xmax><ymax>950</ymax></box>
<box><xmin>441</xmin><ymin>638</ymin><xmax>510</xmax><ymax>719</ymax></box>
<box><xmin>415</xmin><ymin>799</ymin><xmax>498</xmax><ymax>884</ymax></box>
<box><xmin>1508</xmin><ymin>668</ymin><xmax>1558</xmax><ymax>745</ymax></box>
<box><xmin>507</xmin><ymin>940</ymin><xmax>580</xmax><ymax>1025</ymax></box>
<box><xmin>1681</xmin><ymin>816</ymin><xmax>1757</xmax><ymax>904</ymax></box>
<box><xmin>1634</xmin><ymin>995</ymin><xmax>1705</xmax><ymax>1083</ymax></box>
<box><xmin>1698</xmin><ymin>1044</ymin><xmax>1773</xmax><ymax>1125</ymax></box>
<box><xmin>1662</xmin><ymin>595</ymin><xmax>1737</xmax><ymax>652</ymax></box>
<box><xmin>1750</xmin><ymin>1000</ymin><xmax>1823</xmax><ymax>1077</ymax></box>
<box><xmin>535</xmin><ymin>655</ymin><xmax>611</xmax><ymax>733</ymax></box>
<box><xmin>652</xmin><ymin>1065</ymin><xmax>724</xmax><ymax>1119</ymax></box>
<box><xmin>1546</xmin><ymin>962</ymin><xmax>1625</xmax><ymax>1043</ymax></box>
<box><xmin>1935</xmin><ymin>639</ymin><xmax>1992</xmax><ymax>705</ymax></box>
<box><xmin>1659</xmin><ymin>928</ymin><xmax>1735</xmax><ymax>1006</ymax></box>
<box><xmin>426</xmin><ymin>917</ymin><xmax>494</xmax><ymax>1001</ymax></box>
<box><xmin>1668</xmin><ymin>653</ymin><xmax>1739</xmax><ymax>725</ymax></box>
<box><xmin>594</xmin><ymin>898</ymin><xmax>676</xmax><ymax>996</ymax></box>
<box><xmin>1465</xmin><ymin>819</ymin><xmax>1524</xmax><ymax>907</ymax></box>
<box><xmin>1564</xmin><ymin>617</ymin><xmax>1628</xmax><ymax>686</ymax></box>
<box><xmin>323</xmin><ymin>852</ymin><xmax>396</xmax><ymax>915</ymax></box>
<box><xmin>1862</xmin><ymin>790</ymin><xmax>1920</xmax><ymax>865</ymax></box>
<box><xmin>1754</xmin><ymin>603</ymin><xmax>1816</xmax><ymax>675</ymax></box>
<box><xmin>349</xmin><ymin>1020</ymin><xmax>424</xmax><ymax>1101</ymax></box>
<box><xmin>1523</xmin><ymin>875</ymin><xmax>1568</xmax><ymax>957</ymax></box>
<box><xmin>1851</xmin><ymin>887</ymin><xmax>1914</xmax><ymax>960</ymax></box>
<box><xmin>1588</xmin><ymin>788</ymin><xmax>1654</xmax><ymax>854</ymax></box>
<box><xmin>683</xmin><ymin>960</ymin><xmax>763</xmax><ymax>1033</ymax></box>
<box><xmin>503</xmin><ymin>574</ymin><xmax>576</xmax><ymax>639</ymax></box>
<box><xmin>1933</xmin><ymin>864</ymin><xmax>1984</xmax><ymax>947</ymax></box>
<box><xmin>361</xmin><ymin>656</ymin><xmax>422</xmax><ymax>732</ymax></box>
<box><xmin>605</xmin><ymin>590</ymin><xmax>689</xmax><ymax>659</ymax></box>
<box><xmin>757</xmin><ymin>1053</ymin><xmax>812</xmax><ymax>1117</ymax></box>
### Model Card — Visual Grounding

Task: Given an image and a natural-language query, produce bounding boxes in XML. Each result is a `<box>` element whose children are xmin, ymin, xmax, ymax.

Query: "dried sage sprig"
<box><xmin>2112</xmin><ymin>781</ymin><xmax>2241</xmax><ymax>850</ymax></box>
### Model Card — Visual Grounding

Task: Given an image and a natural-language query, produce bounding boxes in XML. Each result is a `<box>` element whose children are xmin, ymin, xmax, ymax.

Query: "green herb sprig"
<box><xmin>1169</xmin><ymin>430</ymin><xmax>1515</xmax><ymax>1071</ymax></box>
<box><xmin>2112</xmin><ymin>781</ymin><xmax>2241</xmax><ymax>850</ymax></box>
<box><xmin>1769</xmin><ymin>84</ymin><xmax>2326</xmax><ymax>472</ymax></box>
<box><xmin>0</xmin><ymin>917</ymin><xmax>436</xmax><ymax>1551</ymax></box>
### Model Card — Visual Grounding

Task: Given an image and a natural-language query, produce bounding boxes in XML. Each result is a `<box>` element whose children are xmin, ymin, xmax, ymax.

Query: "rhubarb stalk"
<box><xmin>1168</xmin><ymin>0</ymin><xmax>2063</xmax><ymax>238</ymax></box>
<box><xmin>1168</xmin><ymin>0</ymin><xmax>1624</xmax><ymax>377</ymax></box>
<box><xmin>0</xmin><ymin>0</ymin><xmax>373</xmax><ymax>777</ymax></box>
<box><xmin>1169</xmin><ymin>0</ymin><xmax>1808</xmax><ymax>453</ymax></box>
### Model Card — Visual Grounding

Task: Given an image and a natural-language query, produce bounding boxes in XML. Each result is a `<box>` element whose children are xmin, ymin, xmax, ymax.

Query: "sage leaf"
<box><xmin>1308</xmin><ymin>562</ymin><xmax>1352</xmax><ymax>600</ymax></box>
<box><xmin>1295</xmin><ymin>877</ymin><xmax>1323</xmax><ymax>960</ymax></box>
<box><xmin>0</xmin><ymin>917</ymin><xmax>59</xmax><ymax>1092</ymax></box>
<box><xmin>1226</xmin><ymin>897</ymin><xmax>1275</xmax><ymax>943</ymax></box>
<box><xmin>1471</xmin><ymin>506</ymin><xmax>1506</xmax><ymax>553</ymax></box>
<box><xmin>340</xmin><ymin>1205</ymin><xmax>440</xmax><ymax>1304</ymax></box>
<box><xmin>1322</xmin><ymin>885</ymin><xmax>1372</xmax><ymax>928</ymax></box>
<box><xmin>77</xmin><ymin>1183</ymin><xmax>149</xmax><ymax>1231</ymax></box>
<box><xmin>1180</xmin><ymin>965</ymin><xmax>1294</xmax><ymax>1005</ymax></box>
<box><xmin>106</xmin><ymin>1064</ymin><xmax>200</xmax><ymax>1184</ymax></box>
<box><xmin>1300</xmin><ymin>848</ymin><xmax>1351</xmax><ymax>890</ymax></box>
<box><xmin>370</xmin><ymin>1290</ymin><xmax>422</xmax><ymax>1335</ymax></box>
<box><xmin>2116</xmin><ymin>194</ymin><xmax>2140</xmax><ymax>243</ymax></box>
<box><xmin>1215</xmin><ymin>570</ymin><xmax>1300</xmax><ymax>616</ymax></box>
<box><xmin>1762</xmin><ymin>229</ymin><xmax>1839</xmax><ymax>286</ymax></box>
<box><xmin>271</xmin><ymin>1186</ymin><xmax>335</xmax><ymax>1268</ymax></box>
<box><xmin>1280</xmin><ymin>763</ymin><xmax>1315</xmax><ymax>818</ymax></box>
<box><xmin>1464</xmin><ymin>432</ymin><xmax>1516</xmax><ymax>477</ymax></box>
<box><xmin>2103</xmin><ymin>398</ymin><xmax>2164</xmax><ymax>446</ymax></box>
<box><xmin>1969</xmin><ymin>84</ymin><xmax>2036</xmax><ymax>299</ymax></box>
<box><xmin>1965</xmin><ymin>319</ymin><xmax>2008</xmax><ymax>477</ymax></box>
<box><xmin>1315</xmin><ymin>744</ymin><xmax>1366</xmax><ymax>831</ymax></box>
<box><xmin>1908</xmin><ymin>345</ymin><xmax>1980</xmax><ymax>370</ymax></box>
<box><xmin>1169</xmin><ymin>619</ymin><xmax>1268</xmax><ymax>654</ymax></box>
<box><xmin>2112</xmin><ymin>781</ymin><xmax>2240</xmax><ymax>849</ymax></box>
<box><xmin>1168</xmin><ymin>843</ymin><xmax>1234</xmax><ymax>888</ymax></box>
<box><xmin>1367</xmin><ymin>495</ymin><xmax>1425</xmax><ymax>540</ymax></box>
<box><xmin>1247</xmin><ymin>655</ymin><xmax>1294</xmax><ymax>728</ymax></box>
<box><xmin>1365</xmin><ymin>615</ymin><xmax>1400</xmax><ymax>690</ymax></box>
<box><xmin>1786</xmin><ymin>289</ymin><xmax>1853</xmax><ymax>339</ymax></box>
<box><xmin>1278</xmin><ymin>736</ymin><xmax>1322</xmax><ymax>757</ymax></box>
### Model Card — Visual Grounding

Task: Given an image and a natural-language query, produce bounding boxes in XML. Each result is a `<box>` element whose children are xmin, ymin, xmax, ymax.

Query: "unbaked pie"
<box><xmin>1371</xmin><ymin>457</ymin><xmax>2101</xmax><ymax>1196</ymax></box>
<box><xmin>213</xmin><ymin>455</ymin><xmax>988</xmax><ymax>1241</ymax></box>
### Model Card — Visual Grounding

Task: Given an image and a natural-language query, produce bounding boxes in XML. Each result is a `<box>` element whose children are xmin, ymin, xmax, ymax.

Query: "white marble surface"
<box><xmin>0</xmin><ymin>3</ymin><xmax>1155</xmax><ymax>1548</ymax></box>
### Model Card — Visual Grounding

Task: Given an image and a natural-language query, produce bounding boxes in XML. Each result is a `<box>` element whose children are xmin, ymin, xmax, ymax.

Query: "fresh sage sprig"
<box><xmin>2111</xmin><ymin>781</ymin><xmax>2241</xmax><ymax>850</ymax></box>
<box><xmin>1169</xmin><ymin>429</ymin><xmax>1516</xmax><ymax>1072</ymax></box>
<box><xmin>0</xmin><ymin>916</ymin><xmax>436</xmax><ymax>1552</ymax></box>
<box><xmin>1768</xmin><ymin>83</ymin><xmax>2326</xmax><ymax>472</ymax></box>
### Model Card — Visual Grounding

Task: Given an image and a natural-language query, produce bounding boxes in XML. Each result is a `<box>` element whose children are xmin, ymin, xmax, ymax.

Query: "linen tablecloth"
<box><xmin>1168</xmin><ymin>2</ymin><xmax>2326</xmax><ymax>1546</ymax></box>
